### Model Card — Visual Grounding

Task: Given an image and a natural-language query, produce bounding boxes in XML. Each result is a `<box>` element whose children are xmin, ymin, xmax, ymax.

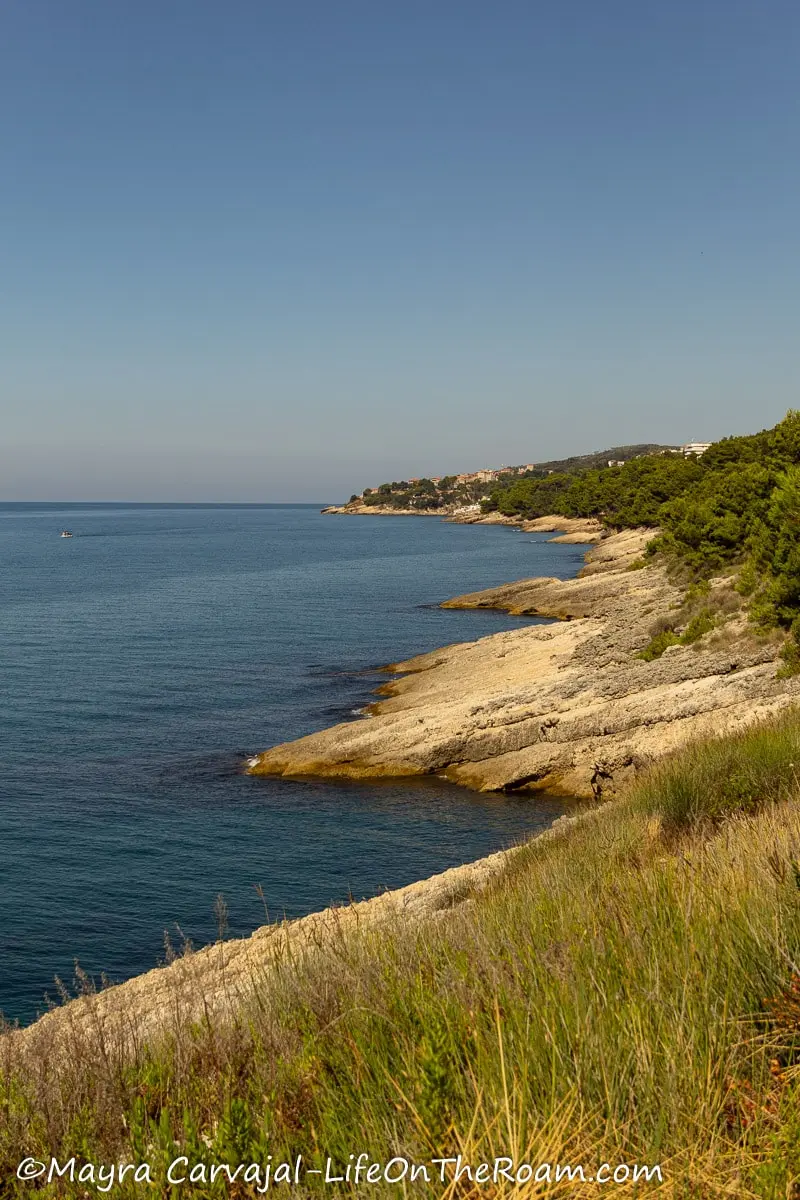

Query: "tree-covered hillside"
<box><xmin>352</xmin><ymin>443</ymin><xmax>677</xmax><ymax>511</ymax></box>
<box><xmin>486</xmin><ymin>411</ymin><xmax>800</xmax><ymax>653</ymax></box>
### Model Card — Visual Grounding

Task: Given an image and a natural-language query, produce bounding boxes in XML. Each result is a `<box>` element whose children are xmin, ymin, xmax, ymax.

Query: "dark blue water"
<box><xmin>1</xmin><ymin>504</ymin><xmax>588</xmax><ymax>1024</ymax></box>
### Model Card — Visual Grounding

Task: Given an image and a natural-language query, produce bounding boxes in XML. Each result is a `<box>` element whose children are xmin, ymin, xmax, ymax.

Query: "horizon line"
<box><xmin>0</xmin><ymin>499</ymin><xmax>335</xmax><ymax>506</ymax></box>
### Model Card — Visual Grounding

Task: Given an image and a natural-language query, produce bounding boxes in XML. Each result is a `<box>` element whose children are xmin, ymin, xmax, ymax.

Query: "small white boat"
<box><xmin>60</xmin><ymin>530</ymin><xmax>73</xmax><ymax>538</ymax></box>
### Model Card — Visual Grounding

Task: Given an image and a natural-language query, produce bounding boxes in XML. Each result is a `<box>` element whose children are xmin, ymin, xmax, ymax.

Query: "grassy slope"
<box><xmin>5</xmin><ymin>716</ymin><xmax>800</xmax><ymax>1196</ymax></box>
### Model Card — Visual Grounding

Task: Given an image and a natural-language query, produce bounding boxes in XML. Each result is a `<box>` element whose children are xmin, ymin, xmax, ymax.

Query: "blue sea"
<box><xmin>0</xmin><ymin>504</ymin><xmax>588</xmax><ymax>1024</ymax></box>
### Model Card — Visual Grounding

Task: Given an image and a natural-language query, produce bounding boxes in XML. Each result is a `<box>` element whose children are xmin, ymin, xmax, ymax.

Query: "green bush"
<box><xmin>680</xmin><ymin>608</ymin><xmax>716</xmax><ymax>644</ymax></box>
<box><xmin>638</xmin><ymin>629</ymin><xmax>681</xmax><ymax>660</ymax></box>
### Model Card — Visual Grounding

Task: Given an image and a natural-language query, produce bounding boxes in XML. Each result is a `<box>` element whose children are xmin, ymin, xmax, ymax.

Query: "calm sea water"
<box><xmin>1</xmin><ymin>504</ymin><xmax>588</xmax><ymax>1023</ymax></box>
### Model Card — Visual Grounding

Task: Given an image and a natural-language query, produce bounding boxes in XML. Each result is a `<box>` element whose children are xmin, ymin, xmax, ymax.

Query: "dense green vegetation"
<box><xmin>353</xmin><ymin>444</ymin><xmax>675</xmax><ymax>512</ymax></box>
<box><xmin>6</xmin><ymin>714</ymin><xmax>800</xmax><ymax>1196</ymax></box>
<box><xmin>487</xmin><ymin>412</ymin><xmax>800</xmax><ymax>647</ymax></box>
<box><xmin>360</xmin><ymin>476</ymin><xmax>463</xmax><ymax>510</ymax></box>
<box><xmin>526</xmin><ymin>442</ymin><xmax>676</xmax><ymax>474</ymax></box>
<box><xmin>487</xmin><ymin>454</ymin><xmax>704</xmax><ymax>525</ymax></box>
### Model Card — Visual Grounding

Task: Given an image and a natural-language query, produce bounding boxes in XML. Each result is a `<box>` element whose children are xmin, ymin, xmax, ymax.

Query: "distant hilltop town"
<box><xmin>331</xmin><ymin>441</ymin><xmax>713</xmax><ymax>514</ymax></box>
<box><xmin>416</xmin><ymin>443</ymin><xmax>713</xmax><ymax>487</ymax></box>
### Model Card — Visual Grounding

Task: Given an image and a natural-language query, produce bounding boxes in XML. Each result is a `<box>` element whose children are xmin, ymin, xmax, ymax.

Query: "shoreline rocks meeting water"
<box><xmin>249</xmin><ymin>519</ymin><xmax>800</xmax><ymax>800</ymax></box>
<box><xmin>10</xmin><ymin>513</ymin><xmax>800</xmax><ymax>1051</ymax></box>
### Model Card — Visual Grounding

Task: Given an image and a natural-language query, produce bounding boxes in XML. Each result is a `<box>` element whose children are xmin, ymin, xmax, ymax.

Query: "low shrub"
<box><xmin>638</xmin><ymin>628</ymin><xmax>681</xmax><ymax>660</ymax></box>
<box><xmin>680</xmin><ymin>608</ymin><xmax>716</xmax><ymax>644</ymax></box>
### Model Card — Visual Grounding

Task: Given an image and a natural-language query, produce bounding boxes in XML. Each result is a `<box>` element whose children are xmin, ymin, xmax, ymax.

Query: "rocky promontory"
<box><xmin>249</xmin><ymin>524</ymin><xmax>800</xmax><ymax>798</ymax></box>
<box><xmin>322</xmin><ymin>501</ymin><xmax>606</xmax><ymax>541</ymax></box>
<box><xmin>322</xmin><ymin>502</ymin><xmax>446</xmax><ymax>516</ymax></box>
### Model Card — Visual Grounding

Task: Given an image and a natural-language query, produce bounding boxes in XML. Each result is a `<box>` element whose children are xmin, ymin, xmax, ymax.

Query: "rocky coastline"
<box><xmin>322</xmin><ymin>499</ymin><xmax>607</xmax><ymax>540</ymax></box>
<box><xmin>9</xmin><ymin>812</ymin><xmax>582</xmax><ymax>1054</ymax></box>
<box><xmin>322</xmin><ymin>502</ymin><xmax>446</xmax><ymax>516</ymax></box>
<box><xmin>10</xmin><ymin>516</ymin><xmax>800</xmax><ymax>1052</ymax></box>
<box><xmin>5</xmin><ymin>513</ymin><xmax>601</xmax><ymax>1050</ymax></box>
<box><xmin>249</xmin><ymin>521</ymin><xmax>800</xmax><ymax>799</ymax></box>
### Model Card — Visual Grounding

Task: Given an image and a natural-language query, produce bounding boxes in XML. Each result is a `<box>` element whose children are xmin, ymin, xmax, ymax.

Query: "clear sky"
<box><xmin>2</xmin><ymin>1</ymin><xmax>798</xmax><ymax>501</ymax></box>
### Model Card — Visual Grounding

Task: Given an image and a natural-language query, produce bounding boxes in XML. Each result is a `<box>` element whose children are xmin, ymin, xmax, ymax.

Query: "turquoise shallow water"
<box><xmin>0</xmin><ymin>504</ymin><xmax>587</xmax><ymax>1023</ymax></box>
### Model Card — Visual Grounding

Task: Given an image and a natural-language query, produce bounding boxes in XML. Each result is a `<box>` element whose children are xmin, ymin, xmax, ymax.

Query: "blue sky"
<box><xmin>2</xmin><ymin>1</ymin><xmax>798</xmax><ymax>500</ymax></box>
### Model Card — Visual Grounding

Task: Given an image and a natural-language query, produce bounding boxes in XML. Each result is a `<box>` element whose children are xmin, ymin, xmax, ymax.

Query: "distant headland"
<box><xmin>274</xmin><ymin>414</ymin><xmax>800</xmax><ymax>793</ymax></box>
<box><xmin>322</xmin><ymin>440</ymin><xmax>711</xmax><ymax>517</ymax></box>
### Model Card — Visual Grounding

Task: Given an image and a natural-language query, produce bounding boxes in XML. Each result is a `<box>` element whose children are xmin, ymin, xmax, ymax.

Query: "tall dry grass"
<box><xmin>4</xmin><ymin>713</ymin><xmax>800</xmax><ymax>1196</ymax></box>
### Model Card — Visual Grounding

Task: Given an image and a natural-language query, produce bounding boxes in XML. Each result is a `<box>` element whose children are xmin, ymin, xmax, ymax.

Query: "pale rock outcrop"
<box><xmin>249</xmin><ymin>527</ymin><xmax>800</xmax><ymax>798</ymax></box>
<box><xmin>321</xmin><ymin>505</ymin><xmax>605</xmax><ymax>541</ymax></box>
